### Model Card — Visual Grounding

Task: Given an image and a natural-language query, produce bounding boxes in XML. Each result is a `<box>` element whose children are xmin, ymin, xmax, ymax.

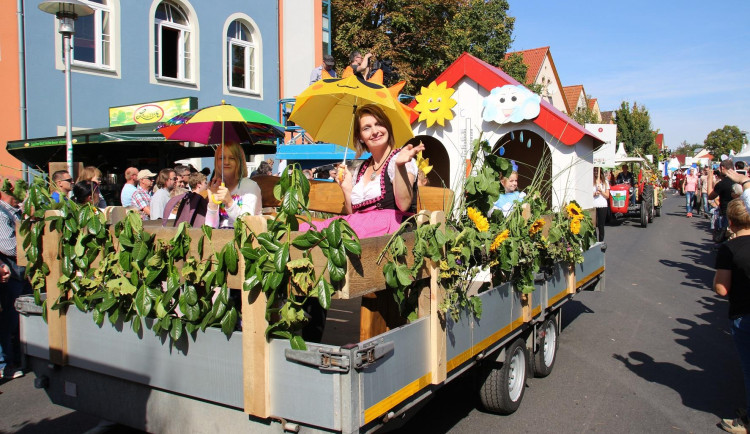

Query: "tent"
<box><xmin>734</xmin><ymin>143</ymin><xmax>750</xmax><ymax>165</ymax></box>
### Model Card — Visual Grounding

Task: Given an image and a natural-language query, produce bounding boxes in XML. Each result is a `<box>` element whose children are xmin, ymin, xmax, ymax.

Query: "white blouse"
<box><xmin>351</xmin><ymin>157</ymin><xmax>418</xmax><ymax>206</ymax></box>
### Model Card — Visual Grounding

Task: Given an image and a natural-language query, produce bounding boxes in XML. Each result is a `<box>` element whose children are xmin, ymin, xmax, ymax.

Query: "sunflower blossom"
<box><xmin>570</xmin><ymin>218</ymin><xmax>581</xmax><ymax>235</ymax></box>
<box><xmin>490</xmin><ymin>229</ymin><xmax>510</xmax><ymax>252</ymax></box>
<box><xmin>529</xmin><ymin>218</ymin><xmax>545</xmax><ymax>236</ymax></box>
<box><xmin>565</xmin><ymin>202</ymin><xmax>583</xmax><ymax>219</ymax></box>
<box><xmin>467</xmin><ymin>207</ymin><xmax>490</xmax><ymax>232</ymax></box>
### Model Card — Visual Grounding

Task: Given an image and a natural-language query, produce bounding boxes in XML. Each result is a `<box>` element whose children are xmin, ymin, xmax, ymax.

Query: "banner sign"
<box><xmin>586</xmin><ymin>123</ymin><xmax>617</xmax><ymax>167</ymax></box>
<box><xmin>109</xmin><ymin>97</ymin><xmax>197</xmax><ymax>127</ymax></box>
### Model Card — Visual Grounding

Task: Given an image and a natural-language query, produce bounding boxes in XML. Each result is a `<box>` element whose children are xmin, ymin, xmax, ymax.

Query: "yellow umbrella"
<box><xmin>289</xmin><ymin>74</ymin><xmax>415</xmax><ymax>156</ymax></box>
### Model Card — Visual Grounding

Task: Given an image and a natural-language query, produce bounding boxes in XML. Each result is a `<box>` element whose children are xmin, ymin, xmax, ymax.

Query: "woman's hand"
<box><xmin>335</xmin><ymin>163</ymin><xmax>353</xmax><ymax>193</ymax></box>
<box><xmin>208</xmin><ymin>178</ymin><xmax>231</xmax><ymax>209</ymax></box>
<box><xmin>395</xmin><ymin>141</ymin><xmax>425</xmax><ymax>166</ymax></box>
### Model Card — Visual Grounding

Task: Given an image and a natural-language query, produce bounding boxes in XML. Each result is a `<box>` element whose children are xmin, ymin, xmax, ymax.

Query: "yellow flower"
<box><xmin>570</xmin><ymin>218</ymin><xmax>581</xmax><ymax>235</ymax></box>
<box><xmin>565</xmin><ymin>202</ymin><xmax>583</xmax><ymax>220</ymax></box>
<box><xmin>440</xmin><ymin>260</ymin><xmax>450</xmax><ymax>271</ymax></box>
<box><xmin>467</xmin><ymin>207</ymin><xmax>490</xmax><ymax>232</ymax></box>
<box><xmin>529</xmin><ymin>218</ymin><xmax>545</xmax><ymax>236</ymax></box>
<box><xmin>490</xmin><ymin>229</ymin><xmax>510</xmax><ymax>251</ymax></box>
<box><xmin>417</xmin><ymin>151</ymin><xmax>433</xmax><ymax>177</ymax></box>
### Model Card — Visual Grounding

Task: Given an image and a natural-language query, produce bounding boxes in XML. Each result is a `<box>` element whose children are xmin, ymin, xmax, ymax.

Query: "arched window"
<box><xmin>72</xmin><ymin>0</ymin><xmax>113</xmax><ymax>69</ymax></box>
<box><xmin>227</xmin><ymin>20</ymin><xmax>257</xmax><ymax>93</ymax></box>
<box><xmin>154</xmin><ymin>1</ymin><xmax>193</xmax><ymax>81</ymax></box>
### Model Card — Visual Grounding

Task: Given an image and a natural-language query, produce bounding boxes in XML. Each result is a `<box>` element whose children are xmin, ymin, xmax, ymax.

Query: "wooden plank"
<box><xmin>239</xmin><ymin>215</ymin><xmax>271</xmax><ymax>418</ymax></box>
<box><xmin>42</xmin><ymin>211</ymin><xmax>67</xmax><ymax>366</ymax></box>
<box><xmin>428</xmin><ymin>211</ymin><xmax>447</xmax><ymax>384</ymax></box>
<box><xmin>566</xmin><ymin>263</ymin><xmax>576</xmax><ymax>295</ymax></box>
<box><xmin>416</xmin><ymin>212</ymin><xmax>432</xmax><ymax>318</ymax></box>
<box><xmin>417</xmin><ymin>186</ymin><xmax>455</xmax><ymax>214</ymax></box>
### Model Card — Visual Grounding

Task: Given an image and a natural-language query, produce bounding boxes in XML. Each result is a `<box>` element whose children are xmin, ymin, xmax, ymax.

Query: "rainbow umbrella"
<box><xmin>157</xmin><ymin>102</ymin><xmax>285</xmax><ymax>146</ymax></box>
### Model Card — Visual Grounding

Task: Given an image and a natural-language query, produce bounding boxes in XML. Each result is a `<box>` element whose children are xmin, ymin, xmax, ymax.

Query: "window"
<box><xmin>154</xmin><ymin>1</ymin><xmax>192</xmax><ymax>81</ymax></box>
<box><xmin>227</xmin><ymin>20</ymin><xmax>256</xmax><ymax>93</ymax></box>
<box><xmin>322</xmin><ymin>0</ymin><xmax>331</xmax><ymax>55</ymax></box>
<box><xmin>72</xmin><ymin>0</ymin><xmax>112</xmax><ymax>69</ymax></box>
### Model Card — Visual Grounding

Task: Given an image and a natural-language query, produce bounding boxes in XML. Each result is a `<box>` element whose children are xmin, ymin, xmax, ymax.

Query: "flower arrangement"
<box><xmin>545</xmin><ymin>200</ymin><xmax>596</xmax><ymax>265</ymax></box>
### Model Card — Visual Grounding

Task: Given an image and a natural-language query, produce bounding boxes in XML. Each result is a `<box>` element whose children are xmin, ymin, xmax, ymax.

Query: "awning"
<box><xmin>7</xmin><ymin>125</ymin><xmax>274</xmax><ymax>170</ymax></box>
<box><xmin>274</xmin><ymin>143</ymin><xmax>370</xmax><ymax>161</ymax></box>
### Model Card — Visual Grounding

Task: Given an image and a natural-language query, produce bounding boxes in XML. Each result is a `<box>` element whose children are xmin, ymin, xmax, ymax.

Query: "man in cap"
<box><xmin>309</xmin><ymin>54</ymin><xmax>337</xmax><ymax>85</ymax></box>
<box><xmin>120</xmin><ymin>167</ymin><xmax>139</xmax><ymax>206</ymax></box>
<box><xmin>131</xmin><ymin>169</ymin><xmax>156</xmax><ymax>220</ymax></box>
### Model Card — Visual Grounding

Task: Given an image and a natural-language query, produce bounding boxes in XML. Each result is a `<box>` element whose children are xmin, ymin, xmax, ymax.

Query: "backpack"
<box><xmin>162</xmin><ymin>192</ymin><xmax>208</xmax><ymax>227</ymax></box>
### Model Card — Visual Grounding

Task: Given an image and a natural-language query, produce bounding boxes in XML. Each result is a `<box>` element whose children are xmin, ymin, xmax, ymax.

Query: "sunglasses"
<box><xmin>61</xmin><ymin>178</ymin><xmax>73</xmax><ymax>183</ymax></box>
<box><xmin>171</xmin><ymin>177</ymin><xmax>179</xmax><ymax>181</ymax></box>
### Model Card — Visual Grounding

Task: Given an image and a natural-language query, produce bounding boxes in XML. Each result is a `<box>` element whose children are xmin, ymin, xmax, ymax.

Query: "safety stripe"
<box><xmin>364</xmin><ymin>372</ymin><xmax>433</xmax><ymax>424</ymax></box>
<box><xmin>445</xmin><ymin>316</ymin><xmax>525</xmax><ymax>372</ymax></box>
<box><xmin>576</xmin><ymin>266</ymin><xmax>605</xmax><ymax>289</ymax></box>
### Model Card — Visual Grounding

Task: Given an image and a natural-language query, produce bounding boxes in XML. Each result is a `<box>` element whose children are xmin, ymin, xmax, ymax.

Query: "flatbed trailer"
<box><xmin>15</xmin><ymin>179</ymin><xmax>605</xmax><ymax>433</ymax></box>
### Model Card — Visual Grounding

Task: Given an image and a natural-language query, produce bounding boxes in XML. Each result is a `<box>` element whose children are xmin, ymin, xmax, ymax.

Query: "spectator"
<box><xmin>189</xmin><ymin>172</ymin><xmax>208</xmax><ymax>195</ymax></box>
<box><xmin>174</xmin><ymin>164</ymin><xmax>191</xmax><ymax>190</ymax></box>
<box><xmin>309</xmin><ymin>54</ymin><xmax>337</xmax><ymax>84</ymax></box>
<box><xmin>72</xmin><ymin>181</ymin><xmax>102</xmax><ymax>206</ymax></box>
<box><xmin>709</xmin><ymin>159</ymin><xmax>738</xmax><ymax>235</ymax></box>
<box><xmin>205</xmin><ymin>143</ymin><xmax>262</xmax><ymax>228</ymax></box>
<box><xmin>302</xmin><ymin>169</ymin><xmax>313</xmax><ymax>181</ymax></box>
<box><xmin>251</xmin><ymin>161</ymin><xmax>273</xmax><ymax>177</ymax></box>
<box><xmin>713</xmin><ymin>198</ymin><xmax>750</xmax><ymax>433</ymax></box>
<box><xmin>349</xmin><ymin>50</ymin><xmax>373</xmax><ymax>79</ymax></box>
<box><xmin>131</xmin><ymin>169</ymin><xmax>156</xmax><ymax>220</ymax></box>
<box><xmin>616</xmin><ymin>164</ymin><xmax>636</xmax><ymax>205</ymax></box>
<box><xmin>50</xmin><ymin>170</ymin><xmax>73</xmax><ymax>203</ymax></box>
<box><xmin>683</xmin><ymin>168</ymin><xmax>698</xmax><ymax>217</ymax></box>
<box><xmin>77</xmin><ymin>166</ymin><xmax>106</xmax><ymax>207</ymax></box>
<box><xmin>593</xmin><ymin>167</ymin><xmax>610</xmax><ymax>241</ymax></box>
<box><xmin>150</xmin><ymin>169</ymin><xmax>177</xmax><ymax>220</ymax></box>
<box><xmin>0</xmin><ymin>188</ymin><xmax>28</xmax><ymax>380</ymax></box>
<box><xmin>120</xmin><ymin>167</ymin><xmax>138</xmax><ymax>207</ymax></box>
<box><xmin>700</xmin><ymin>167</ymin><xmax>711</xmax><ymax>218</ymax></box>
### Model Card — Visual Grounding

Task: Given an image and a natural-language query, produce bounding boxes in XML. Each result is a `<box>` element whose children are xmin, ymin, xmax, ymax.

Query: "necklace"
<box><xmin>369</xmin><ymin>156</ymin><xmax>387</xmax><ymax>181</ymax></box>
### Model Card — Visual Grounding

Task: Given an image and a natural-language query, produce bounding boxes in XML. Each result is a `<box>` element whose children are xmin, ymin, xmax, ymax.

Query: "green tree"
<box><xmin>614</xmin><ymin>101</ymin><xmax>656</xmax><ymax>155</ymax></box>
<box><xmin>672</xmin><ymin>140</ymin><xmax>702</xmax><ymax>157</ymax></box>
<box><xmin>331</xmin><ymin>0</ymin><xmax>520</xmax><ymax>93</ymax></box>
<box><xmin>704</xmin><ymin>125</ymin><xmax>745</xmax><ymax>157</ymax></box>
<box><xmin>571</xmin><ymin>107</ymin><xmax>599</xmax><ymax>126</ymax></box>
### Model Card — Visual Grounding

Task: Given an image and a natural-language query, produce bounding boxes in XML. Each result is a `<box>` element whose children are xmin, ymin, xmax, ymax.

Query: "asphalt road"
<box><xmin>0</xmin><ymin>192</ymin><xmax>742</xmax><ymax>433</ymax></box>
<box><xmin>396</xmin><ymin>192</ymin><xmax>741</xmax><ymax>433</ymax></box>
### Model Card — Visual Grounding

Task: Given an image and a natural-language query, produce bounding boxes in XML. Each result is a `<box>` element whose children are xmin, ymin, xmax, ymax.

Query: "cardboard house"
<box><xmin>410</xmin><ymin>53</ymin><xmax>602</xmax><ymax>210</ymax></box>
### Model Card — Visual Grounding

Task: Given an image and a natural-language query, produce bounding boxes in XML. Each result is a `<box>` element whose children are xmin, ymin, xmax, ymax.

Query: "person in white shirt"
<box><xmin>149</xmin><ymin>169</ymin><xmax>177</xmax><ymax>220</ymax></box>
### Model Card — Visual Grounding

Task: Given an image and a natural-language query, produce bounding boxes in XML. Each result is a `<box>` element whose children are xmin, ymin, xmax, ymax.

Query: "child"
<box><xmin>491</xmin><ymin>170</ymin><xmax>526</xmax><ymax>217</ymax></box>
<box><xmin>713</xmin><ymin>198</ymin><xmax>750</xmax><ymax>433</ymax></box>
<box><xmin>188</xmin><ymin>172</ymin><xmax>208</xmax><ymax>196</ymax></box>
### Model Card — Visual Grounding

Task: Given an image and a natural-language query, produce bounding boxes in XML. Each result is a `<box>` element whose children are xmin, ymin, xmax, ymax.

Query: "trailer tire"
<box><xmin>640</xmin><ymin>203</ymin><xmax>648</xmax><ymax>228</ymax></box>
<box><xmin>533</xmin><ymin>318</ymin><xmax>558</xmax><ymax>377</ymax></box>
<box><xmin>478</xmin><ymin>339</ymin><xmax>527</xmax><ymax>414</ymax></box>
<box><xmin>655</xmin><ymin>206</ymin><xmax>661</xmax><ymax>217</ymax></box>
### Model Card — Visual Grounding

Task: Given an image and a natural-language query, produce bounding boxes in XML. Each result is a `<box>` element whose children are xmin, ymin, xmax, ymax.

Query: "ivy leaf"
<box><xmin>132</xmin><ymin>241</ymin><xmax>149</xmax><ymax>263</ymax></box>
<box><xmin>108</xmin><ymin>307</ymin><xmax>120</xmax><ymax>325</ymax></box>
<box><xmin>383</xmin><ymin>262</ymin><xmax>397</xmax><ymax>288</ymax></box>
<box><xmin>170</xmin><ymin>319</ymin><xmax>183</xmax><ymax>341</ymax></box>
<box><xmin>220</xmin><ymin>307</ymin><xmax>238</xmax><ymax>336</ymax></box>
<box><xmin>326</xmin><ymin>260</ymin><xmax>345</xmax><ymax>283</ymax></box>
<box><xmin>342</xmin><ymin>238</ymin><xmax>362</xmax><ymax>256</ymax></box>
<box><xmin>73</xmin><ymin>294</ymin><xmax>86</xmax><ymax>312</ymax></box>
<box><xmin>244</xmin><ymin>274</ymin><xmax>260</xmax><ymax>292</ymax></box>
<box><xmin>291</xmin><ymin>235</ymin><xmax>314</xmax><ymax>249</ymax></box>
<box><xmin>274</xmin><ymin>244</ymin><xmax>289</xmax><ymax>273</ymax></box>
<box><xmin>183</xmin><ymin>285</ymin><xmax>198</xmax><ymax>305</ymax></box>
<box><xmin>317</xmin><ymin>278</ymin><xmax>332</xmax><ymax>310</ymax></box>
<box><xmin>92</xmin><ymin>308</ymin><xmax>104</xmax><ymax>326</ymax></box>
<box><xmin>131</xmin><ymin>316</ymin><xmax>142</xmax><ymax>334</ymax></box>
<box><xmin>182</xmin><ymin>302</ymin><xmax>201</xmax><ymax>322</ymax></box>
<box><xmin>330</xmin><ymin>220</ymin><xmax>342</xmax><ymax>247</ymax></box>
<box><xmin>155</xmin><ymin>299</ymin><xmax>168</xmax><ymax>319</ymax></box>
<box><xmin>99</xmin><ymin>291</ymin><xmax>117</xmax><ymax>311</ymax></box>
<box><xmin>223</xmin><ymin>244</ymin><xmax>239</xmax><ymax>275</ymax></box>
<box><xmin>290</xmin><ymin>335</ymin><xmax>306</xmax><ymax>351</ymax></box>
<box><xmin>396</xmin><ymin>264</ymin><xmax>413</xmax><ymax>286</ymax></box>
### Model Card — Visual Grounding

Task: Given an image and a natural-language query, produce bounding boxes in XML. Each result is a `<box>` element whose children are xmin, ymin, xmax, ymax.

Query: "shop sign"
<box><xmin>109</xmin><ymin>97</ymin><xmax>197</xmax><ymax>127</ymax></box>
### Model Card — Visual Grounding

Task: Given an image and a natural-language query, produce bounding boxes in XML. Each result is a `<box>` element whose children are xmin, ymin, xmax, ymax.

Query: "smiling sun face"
<box><xmin>414</xmin><ymin>81</ymin><xmax>457</xmax><ymax>127</ymax></box>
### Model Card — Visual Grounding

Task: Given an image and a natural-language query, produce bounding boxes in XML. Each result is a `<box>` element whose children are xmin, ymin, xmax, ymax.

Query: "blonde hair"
<box><xmin>188</xmin><ymin>172</ymin><xmax>207</xmax><ymax>190</ymax></box>
<box><xmin>77</xmin><ymin>166</ymin><xmax>102</xmax><ymax>183</ymax></box>
<box><xmin>728</xmin><ymin>198</ymin><xmax>750</xmax><ymax>230</ymax></box>
<box><xmin>352</xmin><ymin>104</ymin><xmax>395</xmax><ymax>158</ymax></box>
<box><xmin>214</xmin><ymin>143</ymin><xmax>248</xmax><ymax>180</ymax></box>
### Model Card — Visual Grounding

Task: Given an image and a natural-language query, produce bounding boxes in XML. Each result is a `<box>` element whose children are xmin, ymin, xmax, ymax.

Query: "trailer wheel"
<box><xmin>479</xmin><ymin>339</ymin><xmax>527</xmax><ymax>414</ymax></box>
<box><xmin>655</xmin><ymin>206</ymin><xmax>661</xmax><ymax>217</ymax></box>
<box><xmin>640</xmin><ymin>203</ymin><xmax>648</xmax><ymax>228</ymax></box>
<box><xmin>533</xmin><ymin>318</ymin><xmax>558</xmax><ymax>377</ymax></box>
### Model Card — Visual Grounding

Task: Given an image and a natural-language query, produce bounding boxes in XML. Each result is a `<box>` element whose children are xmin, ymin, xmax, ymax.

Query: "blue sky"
<box><xmin>508</xmin><ymin>1</ymin><xmax>750</xmax><ymax>149</ymax></box>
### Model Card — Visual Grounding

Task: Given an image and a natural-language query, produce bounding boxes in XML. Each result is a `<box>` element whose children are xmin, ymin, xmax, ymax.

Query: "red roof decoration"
<box><xmin>504</xmin><ymin>46</ymin><xmax>548</xmax><ymax>85</ymax></box>
<box><xmin>409</xmin><ymin>53</ymin><xmax>601</xmax><ymax>147</ymax></box>
<box><xmin>588</xmin><ymin>98</ymin><xmax>598</xmax><ymax>110</ymax></box>
<box><xmin>563</xmin><ymin>85</ymin><xmax>585</xmax><ymax>113</ymax></box>
<box><xmin>655</xmin><ymin>133</ymin><xmax>664</xmax><ymax>149</ymax></box>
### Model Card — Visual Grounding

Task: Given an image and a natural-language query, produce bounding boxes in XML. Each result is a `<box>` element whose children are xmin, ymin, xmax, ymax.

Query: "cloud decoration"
<box><xmin>482</xmin><ymin>85</ymin><xmax>541</xmax><ymax>124</ymax></box>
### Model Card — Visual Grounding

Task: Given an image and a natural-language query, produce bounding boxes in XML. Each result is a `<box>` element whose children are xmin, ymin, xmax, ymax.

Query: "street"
<box><xmin>0</xmin><ymin>192</ymin><xmax>743</xmax><ymax>433</ymax></box>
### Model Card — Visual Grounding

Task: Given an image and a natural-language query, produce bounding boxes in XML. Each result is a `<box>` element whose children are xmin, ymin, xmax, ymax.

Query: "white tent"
<box><xmin>734</xmin><ymin>143</ymin><xmax>750</xmax><ymax>164</ymax></box>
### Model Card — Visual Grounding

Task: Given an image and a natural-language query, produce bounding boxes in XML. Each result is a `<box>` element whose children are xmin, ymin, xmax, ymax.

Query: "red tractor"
<box><xmin>609</xmin><ymin>157</ymin><xmax>655</xmax><ymax>228</ymax></box>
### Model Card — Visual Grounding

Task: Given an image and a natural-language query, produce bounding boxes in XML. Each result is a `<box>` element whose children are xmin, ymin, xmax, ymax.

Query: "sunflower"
<box><xmin>565</xmin><ymin>202</ymin><xmax>583</xmax><ymax>220</ymax></box>
<box><xmin>570</xmin><ymin>218</ymin><xmax>581</xmax><ymax>235</ymax></box>
<box><xmin>529</xmin><ymin>218</ymin><xmax>545</xmax><ymax>236</ymax></box>
<box><xmin>467</xmin><ymin>207</ymin><xmax>490</xmax><ymax>232</ymax></box>
<box><xmin>490</xmin><ymin>229</ymin><xmax>510</xmax><ymax>251</ymax></box>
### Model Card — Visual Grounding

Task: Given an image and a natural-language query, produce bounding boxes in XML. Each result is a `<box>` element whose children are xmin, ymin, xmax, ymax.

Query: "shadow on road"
<box><xmin>561</xmin><ymin>298</ymin><xmax>594</xmax><ymax>330</ymax></box>
<box><xmin>613</xmin><ymin>294</ymin><xmax>743</xmax><ymax>419</ymax></box>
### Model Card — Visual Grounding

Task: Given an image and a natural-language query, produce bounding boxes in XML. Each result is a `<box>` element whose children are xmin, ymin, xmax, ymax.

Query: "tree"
<box><xmin>672</xmin><ymin>140</ymin><xmax>701</xmax><ymax>157</ymax></box>
<box><xmin>704</xmin><ymin>125</ymin><xmax>745</xmax><ymax>157</ymax></box>
<box><xmin>331</xmin><ymin>0</ymin><xmax>521</xmax><ymax>94</ymax></box>
<box><xmin>614</xmin><ymin>101</ymin><xmax>656</xmax><ymax>155</ymax></box>
<box><xmin>571</xmin><ymin>107</ymin><xmax>600</xmax><ymax>126</ymax></box>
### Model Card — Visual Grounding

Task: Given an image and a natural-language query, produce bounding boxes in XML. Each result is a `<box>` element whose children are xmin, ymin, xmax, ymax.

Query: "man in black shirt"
<box><xmin>709</xmin><ymin>159</ymin><xmax>738</xmax><ymax>229</ymax></box>
<box><xmin>616</xmin><ymin>164</ymin><xmax>636</xmax><ymax>205</ymax></box>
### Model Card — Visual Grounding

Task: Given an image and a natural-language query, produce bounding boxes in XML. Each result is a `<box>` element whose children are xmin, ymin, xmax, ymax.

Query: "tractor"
<box><xmin>609</xmin><ymin>157</ymin><xmax>655</xmax><ymax>228</ymax></box>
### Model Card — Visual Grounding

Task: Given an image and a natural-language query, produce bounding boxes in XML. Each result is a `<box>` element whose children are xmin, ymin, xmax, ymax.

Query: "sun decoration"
<box><xmin>414</xmin><ymin>81</ymin><xmax>457</xmax><ymax>127</ymax></box>
<box><xmin>529</xmin><ymin>218</ymin><xmax>546</xmax><ymax>236</ymax></box>
<box><xmin>467</xmin><ymin>207</ymin><xmax>489</xmax><ymax>232</ymax></box>
<box><xmin>490</xmin><ymin>229</ymin><xmax>510</xmax><ymax>252</ymax></box>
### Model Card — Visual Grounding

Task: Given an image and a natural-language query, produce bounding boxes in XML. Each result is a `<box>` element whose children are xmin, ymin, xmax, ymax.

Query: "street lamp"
<box><xmin>38</xmin><ymin>0</ymin><xmax>93</xmax><ymax>178</ymax></box>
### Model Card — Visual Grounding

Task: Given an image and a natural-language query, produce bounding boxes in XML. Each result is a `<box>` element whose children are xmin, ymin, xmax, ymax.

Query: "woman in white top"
<box><xmin>593</xmin><ymin>167</ymin><xmax>610</xmax><ymax>242</ymax></box>
<box><xmin>206</xmin><ymin>143</ymin><xmax>262</xmax><ymax>228</ymax></box>
<box><xmin>299</xmin><ymin>104</ymin><xmax>424</xmax><ymax>239</ymax></box>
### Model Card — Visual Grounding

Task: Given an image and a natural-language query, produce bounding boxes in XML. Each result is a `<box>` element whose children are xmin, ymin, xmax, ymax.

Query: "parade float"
<box><xmin>13</xmin><ymin>53</ymin><xmax>605</xmax><ymax>433</ymax></box>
